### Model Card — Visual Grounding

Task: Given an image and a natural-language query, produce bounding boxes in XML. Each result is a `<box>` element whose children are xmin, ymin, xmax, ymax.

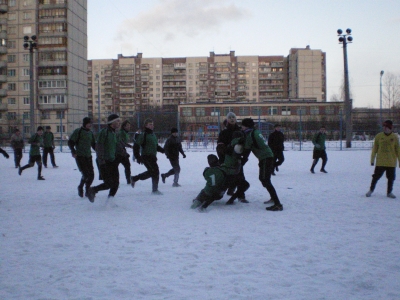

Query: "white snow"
<box><xmin>1</xmin><ymin>149</ymin><xmax>400</xmax><ymax>299</ymax></box>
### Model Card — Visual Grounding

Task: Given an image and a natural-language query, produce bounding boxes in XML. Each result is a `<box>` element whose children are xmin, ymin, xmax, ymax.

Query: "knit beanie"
<box><xmin>383</xmin><ymin>120</ymin><xmax>393</xmax><ymax>130</ymax></box>
<box><xmin>83</xmin><ymin>117</ymin><xmax>91</xmax><ymax>127</ymax></box>
<box><xmin>226</xmin><ymin>112</ymin><xmax>236</xmax><ymax>119</ymax></box>
<box><xmin>107</xmin><ymin>114</ymin><xmax>120</xmax><ymax>124</ymax></box>
<box><xmin>241</xmin><ymin>118</ymin><xmax>255</xmax><ymax>128</ymax></box>
<box><xmin>207</xmin><ymin>154</ymin><xmax>219</xmax><ymax>167</ymax></box>
<box><xmin>37</xmin><ymin>126</ymin><xmax>44</xmax><ymax>132</ymax></box>
<box><xmin>171</xmin><ymin>127</ymin><xmax>178</xmax><ymax>133</ymax></box>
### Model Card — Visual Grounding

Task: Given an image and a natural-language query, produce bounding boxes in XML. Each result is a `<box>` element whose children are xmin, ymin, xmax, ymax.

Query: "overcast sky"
<box><xmin>87</xmin><ymin>0</ymin><xmax>400</xmax><ymax>108</ymax></box>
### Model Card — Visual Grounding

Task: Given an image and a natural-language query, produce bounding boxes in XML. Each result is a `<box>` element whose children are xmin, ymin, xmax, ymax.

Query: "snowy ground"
<box><xmin>1</xmin><ymin>149</ymin><xmax>399</xmax><ymax>300</ymax></box>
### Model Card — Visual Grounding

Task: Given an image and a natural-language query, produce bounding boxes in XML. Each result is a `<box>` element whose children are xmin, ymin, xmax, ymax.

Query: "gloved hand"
<box><xmin>3</xmin><ymin>152</ymin><xmax>9</xmax><ymax>159</ymax></box>
<box><xmin>137</xmin><ymin>156</ymin><xmax>143</xmax><ymax>165</ymax></box>
<box><xmin>183</xmin><ymin>154</ymin><xmax>186</xmax><ymax>158</ymax></box>
<box><xmin>371</xmin><ymin>162</ymin><xmax>374</xmax><ymax>166</ymax></box>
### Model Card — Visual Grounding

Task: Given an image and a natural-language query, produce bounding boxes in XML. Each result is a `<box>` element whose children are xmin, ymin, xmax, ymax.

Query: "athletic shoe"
<box><xmin>161</xmin><ymin>174</ymin><xmax>166</xmax><ymax>184</ymax></box>
<box><xmin>320</xmin><ymin>169</ymin><xmax>328</xmax><ymax>173</ymax></box>
<box><xmin>276</xmin><ymin>166</ymin><xmax>279</xmax><ymax>172</ymax></box>
<box><xmin>191</xmin><ymin>199</ymin><xmax>202</xmax><ymax>209</ymax></box>
<box><xmin>18</xmin><ymin>167</ymin><xmax>22</xmax><ymax>176</ymax></box>
<box><xmin>87</xmin><ymin>188</ymin><xmax>96</xmax><ymax>203</ymax></box>
<box><xmin>152</xmin><ymin>190</ymin><xmax>163</xmax><ymax>195</ymax></box>
<box><xmin>310</xmin><ymin>169</ymin><xmax>315</xmax><ymax>174</ymax></box>
<box><xmin>226</xmin><ymin>187</ymin><xmax>235</xmax><ymax>196</ymax></box>
<box><xmin>53</xmin><ymin>165</ymin><xmax>59</xmax><ymax>168</ymax></box>
<box><xmin>271</xmin><ymin>172</ymin><xmax>276</xmax><ymax>176</ymax></box>
<box><xmin>366</xmin><ymin>190</ymin><xmax>372</xmax><ymax>197</ymax></box>
<box><xmin>225</xmin><ymin>199</ymin><xmax>235</xmax><ymax>205</ymax></box>
<box><xmin>127</xmin><ymin>178</ymin><xmax>131</xmax><ymax>185</ymax></box>
<box><xmin>172</xmin><ymin>183</ymin><xmax>181</xmax><ymax>187</ymax></box>
<box><xmin>387</xmin><ymin>192</ymin><xmax>396</xmax><ymax>199</ymax></box>
<box><xmin>37</xmin><ymin>176</ymin><xmax>45</xmax><ymax>180</ymax></box>
<box><xmin>130</xmin><ymin>177</ymin><xmax>136</xmax><ymax>188</ymax></box>
<box><xmin>43</xmin><ymin>165</ymin><xmax>47</xmax><ymax>168</ymax></box>
<box><xmin>78</xmin><ymin>186</ymin><xmax>84</xmax><ymax>198</ymax></box>
<box><xmin>197</xmin><ymin>206</ymin><xmax>207</xmax><ymax>213</ymax></box>
<box><xmin>239</xmin><ymin>198</ymin><xmax>249</xmax><ymax>203</ymax></box>
<box><xmin>266</xmin><ymin>204</ymin><xmax>283</xmax><ymax>211</ymax></box>
<box><xmin>264</xmin><ymin>199</ymin><xmax>274</xmax><ymax>204</ymax></box>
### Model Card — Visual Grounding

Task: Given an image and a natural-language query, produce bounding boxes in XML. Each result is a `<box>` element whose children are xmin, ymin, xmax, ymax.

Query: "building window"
<box><xmin>23</xmin><ymin>97</ymin><xmax>30</xmax><ymax>105</ymax></box>
<box><xmin>7</xmin><ymin>55</ymin><xmax>16</xmax><ymax>63</ymax></box>
<box><xmin>325</xmin><ymin>106</ymin><xmax>335</xmax><ymax>115</ymax></box>
<box><xmin>281</xmin><ymin>106</ymin><xmax>291</xmax><ymax>116</ymax></box>
<box><xmin>24</xmin><ymin>126</ymin><xmax>30</xmax><ymax>134</ymax></box>
<box><xmin>239</xmin><ymin>107</ymin><xmax>249</xmax><ymax>116</ymax></box>
<box><xmin>38</xmin><ymin>80</ymin><xmax>66</xmax><ymax>88</ymax></box>
<box><xmin>8</xmin><ymin>98</ymin><xmax>16</xmax><ymax>104</ymax></box>
<box><xmin>23</xmin><ymin>83</ymin><xmax>30</xmax><ymax>91</ymax></box>
<box><xmin>9</xmin><ymin>0</ymin><xmax>16</xmax><ymax>6</ymax></box>
<box><xmin>23</xmin><ymin>54</ymin><xmax>29</xmax><ymax>62</ymax></box>
<box><xmin>210</xmin><ymin>107</ymin><xmax>220</xmax><ymax>116</ymax></box>
<box><xmin>8</xmin><ymin>112</ymin><xmax>17</xmax><ymax>120</ymax></box>
<box><xmin>23</xmin><ymin>12</ymin><xmax>32</xmax><ymax>20</ymax></box>
<box><xmin>8</xmin><ymin>83</ymin><xmax>16</xmax><ymax>91</ymax></box>
<box><xmin>223</xmin><ymin>107</ymin><xmax>234</xmax><ymax>116</ymax></box>
<box><xmin>39</xmin><ymin>51</ymin><xmax>67</xmax><ymax>61</ymax></box>
<box><xmin>56</xmin><ymin>125</ymin><xmax>65</xmax><ymax>133</ymax></box>
<box><xmin>252</xmin><ymin>106</ymin><xmax>261</xmax><ymax>116</ymax></box>
<box><xmin>23</xmin><ymin>112</ymin><xmax>30</xmax><ymax>119</ymax></box>
<box><xmin>310</xmin><ymin>106</ymin><xmax>319</xmax><ymax>115</ymax></box>
<box><xmin>23</xmin><ymin>69</ymin><xmax>30</xmax><ymax>76</ymax></box>
<box><xmin>268</xmin><ymin>106</ymin><xmax>277</xmax><ymax>115</ymax></box>
<box><xmin>8</xmin><ymin>13</ymin><xmax>16</xmax><ymax>21</ymax></box>
<box><xmin>195</xmin><ymin>107</ymin><xmax>205</xmax><ymax>117</ymax></box>
<box><xmin>56</xmin><ymin>111</ymin><xmax>65</xmax><ymax>119</ymax></box>
<box><xmin>7</xmin><ymin>40</ymin><xmax>16</xmax><ymax>49</ymax></box>
<box><xmin>8</xmin><ymin>69</ymin><xmax>16</xmax><ymax>77</ymax></box>
<box><xmin>7</xmin><ymin>27</ymin><xmax>16</xmax><ymax>35</ymax></box>
<box><xmin>23</xmin><ymin>26</ymin><xmax>32</xmax><ymax>34</ymax></box>
<box><xmin>41</xmin><ymin>111</ymin><xmax>50</xmax><ymax>119</ymax></box>
<box><xmin>297</xmin><ymin>106</ymin><xmax>307</xmax><ymax>115</ymax></box>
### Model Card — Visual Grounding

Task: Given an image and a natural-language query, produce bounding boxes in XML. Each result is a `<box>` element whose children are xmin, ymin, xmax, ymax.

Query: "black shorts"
<box><xmin>313</xmin><ymin>149</ymin><xmax>327</xmax><ymax>160</ymax></box>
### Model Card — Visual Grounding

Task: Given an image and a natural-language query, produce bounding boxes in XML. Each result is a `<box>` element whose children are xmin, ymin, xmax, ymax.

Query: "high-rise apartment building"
<box><xmin>0</xmin><ymin>0</ymin><xmax>87</xmax><ymax>138</ymax></box>
<box><xmin>87</xmin><ymin>47</ymin><xmax>325</xmax><ymax>124</ymax></box>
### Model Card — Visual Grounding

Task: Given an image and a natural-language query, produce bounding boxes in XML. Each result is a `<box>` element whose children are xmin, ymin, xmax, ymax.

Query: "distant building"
<box><xmin>0</xmin><ymin>0</ymin><xmax>87</xmax><ymax>138</ymax></box>
<box><xmin>87</xmin><ymin>46</ymin><xmax>327</xmax><ymax>124</ymax></box>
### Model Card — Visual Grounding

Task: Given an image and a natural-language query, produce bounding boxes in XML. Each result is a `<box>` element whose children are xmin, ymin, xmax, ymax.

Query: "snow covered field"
<box><xmin>1</xmin><ymin>149</ymin><xmax>399</xmax><ymax>299</ymax></box>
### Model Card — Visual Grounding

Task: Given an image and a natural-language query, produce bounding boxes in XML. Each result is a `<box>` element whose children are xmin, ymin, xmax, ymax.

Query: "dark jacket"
<box><xmin>164</xmin><ymin>135</ymin><xmax>184</xmax><ymax>160</ymax></box>
<box><xmin>134</xmin><ymin>127</ymin><xmax>164</xmax><ymax>158</ymax></box>
<box><xmin>95</xmin><ymin>126</ymin><xmax>117</xmax><ymax>164</ymax></box>
<box><xmin>217</xmin><ymin>123</ymin><xmax>241</xmax><ymax>163</ymax></box>
<box><xmin>116</xmin><ymin>128</ymin><xmax>132</xmax><ymax>157</ymax></box>
<box><xmin>68</xmin><ymin>126</ymin><xmax>96</xmax><ymax>157</ymax></box>
<box><xmin>43</xmin><ymin>131</ymin><xmax>54</xmax><ymax>148</ymax></box>
<box><xmin>28</xmin><ymin>134</ymin><xmax>43</xmax><ymax>156</ymax></box>
<box><xmin>268</xmin><ymin>130</ymin><xmax>285</xmax><ymax>152</ymax></box>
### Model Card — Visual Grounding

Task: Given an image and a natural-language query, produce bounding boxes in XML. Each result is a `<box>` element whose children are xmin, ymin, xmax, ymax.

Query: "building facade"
<box><xmin>0</xmin><ymin>0</ymin><xmax>87</xmax><ymax>138</ymax></box>
<box><xmin>87</xmin><ymin>47</ymin><xmax>326</xmax><ymax>126</ymax></box>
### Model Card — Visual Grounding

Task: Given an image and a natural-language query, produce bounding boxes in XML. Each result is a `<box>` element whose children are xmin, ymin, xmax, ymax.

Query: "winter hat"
<box><xmin>82</xmin><ymin>117</ymin><xmax>91</xmax><ymax>127</ymax></box>
<box><xmin>226</xmin><ymin>112</ymin><xmax>236</xmax><ymax>119</ymax></box>
<box><xmin>241</xmin><ymin>118</ymin><xmax>255</xmax><ymax>128</ymax></box>
<box><xmin>37</xmin><ymin>126</ymin><xmax>44</xmax><ymax>132</ymax></box>
<box><xmin>207</xmin><ymin>154</ymin><xmax>219</xmax><ymax>167</ymax></box>
<box><xmin>171</xmin><ymin>127</ymin><xmax>178</xmax><ymax>134</ymax></box>
<box><xmin>46</xmin><ymin>126</ymin><xmax>51</xmax><ymax>130</ymax></box>
<box><xmin>383</xmin><ymin>120</ymin><xmax>393</xmax><ymax>130</ymax></box>
<box><xmin>107</xmin><ymin>114</ymin><xmax>120</xmax><ymax>124</ymax></box>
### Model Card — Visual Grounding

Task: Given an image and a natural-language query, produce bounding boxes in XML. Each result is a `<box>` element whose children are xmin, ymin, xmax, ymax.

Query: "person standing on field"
<box><xmin>366</xmin><ymin>120</ymin><xmax>400</xmax><ymax>198</ymax></box>
<box><xmin>87</xmin><ymin>114</ymin><xmax>121</xmax><ymax>205</ymax></box>
<box><xmin>161</xmin><ymin>127</ymin><xmax>186</xmax><ymax>187</ymax></box>
<box><xmin>117</xmin><ymin>120</ymin><xmax>133</xmax><ymax>184</ymax></box>
<box><xmin>18</xmin><ymin>126</ymin><xmax>45</xmax><ymax>180</ymax></box>
<box><xmin>310</xmin><ymin>126</ymin><xmax>328</xmax><ymax>174</ymax></box>
<box><xmin>42</xmin><ymin>126</ymin><xmax>58</xmax><ymax>168</ymax></box>
<box><xmin>10</xmin><ymin>128</ymin><xmax>24</xmax><ymax>168</ymax></box>
<box><xmin>268</xmin><ymin>124</ymin><xmax>285</xmax><ymax>175</ymax></box>
<box><xmin>68</xmin><ymin>117</ymin><xmax>96</xmax><ymax>198</ymax></box>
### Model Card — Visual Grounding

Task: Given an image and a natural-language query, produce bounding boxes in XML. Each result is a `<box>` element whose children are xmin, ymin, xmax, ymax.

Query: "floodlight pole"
<box><xmin>23</xmin><ymin>36</ymin><xmax>37</xmax><ymax>135</ymax></box>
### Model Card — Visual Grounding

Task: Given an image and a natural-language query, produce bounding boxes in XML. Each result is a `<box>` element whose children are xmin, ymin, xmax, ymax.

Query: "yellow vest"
<box><xmin>371</xmin><ymin>132</ymin><xmax>400</xmax><ymax>167</ymax></box>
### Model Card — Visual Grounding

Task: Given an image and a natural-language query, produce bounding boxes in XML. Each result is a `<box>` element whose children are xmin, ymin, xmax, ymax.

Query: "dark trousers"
<box><xmin>20</xmin><ymin>155</ymin><xmax>43</xmax><ymax>177</ymax></box>
<box><xmin>92</xmin><ymin>160</ymin><xmax>120</xmax><ymax>197</ymax></box>
<box><xmin>273</xmin><ymin>150</ymin><xmax>285</xmax><ymax>168</ymax></box>
<box><xmin>196</xmin><ymin>189</ymin><xmax>224</xmax><ymax>209</ymax></box>
<box><xmin>76</xmin><ymin>156</ymin><xmax>95</xmax><ymax>192</ymax></box>
<box><xmin>370</xmin><ymin>166</ymin><xmax>396</xmax><ymax>194</ymax></box>
<box><xmin>311</xmin><ymin>150</ymin><xmax>327</xmax><ymax>171</ymax></box>
<box><xmin>116</xmin><ymin>154</ymin><xmax>131</xmax><ymax>181</ymax></box>
<box><xmin>164</xmin><ymin>158</ymin><xmax>180</xmax><ymax>184</ymax></box>
<box><xmin>226</xmin><ymin>166</ymin><xmax>249</xmax><ymax>199</ymax></box>
<box><xmin>132</xmin><ymin>155</ymin><xmax>160</xmax><ymax>192</ymax></box>
<box><xmin>14</xmin><ymin>148</ymin><xmax>23</xmax><ymax>167</ymax></box>
<box><xmin>42</xmin><ymin>147</ymin><xmax>56</xmax><ymax>167</ymax></box>
<box><xmin>259</xmin><ymin>157</ymin><xmax>281</xmax><ymax>205</ymax></box>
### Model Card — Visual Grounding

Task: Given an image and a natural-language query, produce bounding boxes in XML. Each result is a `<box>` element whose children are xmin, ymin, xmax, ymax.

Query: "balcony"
<box><xmin>38</xmin><ymin>103</ymin><xmax>68</xmax><ymax>110</ymax></box>
<box><xmin>0</xmin><ymin>4</ymin><xmax>8</xmax><ymax>13</ymax></box>
<box><xmin>0</xmin><ymin>102</ymin><xmax>7</xmax><ymax>111</ymax></box>
<box><xmin>0</xmin><ymin>74</ymin><xmax>6</xmax><ymax>82</ymax></box>
<box><xmin>0</xmin><ymin>60</ymin><xmax>5</xmax><ymax>68</ymax></box>
<box><xmin>0</xmin><ymin>88</ymin><xmax>6</xmax><ymax>96</ymax></box>
<box><xmin>0</xmin><ymin>46</ymin><xmax>7</xmax><ymax>54</ymax></box>
<box><xmin>0</xmin><ymin>30</ymin><xmax>6</xmax><ymax>40</ymax></box>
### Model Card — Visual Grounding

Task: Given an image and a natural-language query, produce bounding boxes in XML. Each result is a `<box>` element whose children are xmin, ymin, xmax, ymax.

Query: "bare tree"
<box><xmin>383</xmin><ymin>72</ymin><xmax>400</xmax><ymax>109</ymax></box>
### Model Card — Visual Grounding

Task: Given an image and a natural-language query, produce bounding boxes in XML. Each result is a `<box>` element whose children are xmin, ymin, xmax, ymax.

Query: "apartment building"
<box><xmin>0</xmin><ymin>0</ymin><xmax>87</xmax><ymax>138</ymax></box>
<box><xmin>87</xmin><ymin>47</ymin><xmax>326</xmax><ymax>126</ymax></box>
